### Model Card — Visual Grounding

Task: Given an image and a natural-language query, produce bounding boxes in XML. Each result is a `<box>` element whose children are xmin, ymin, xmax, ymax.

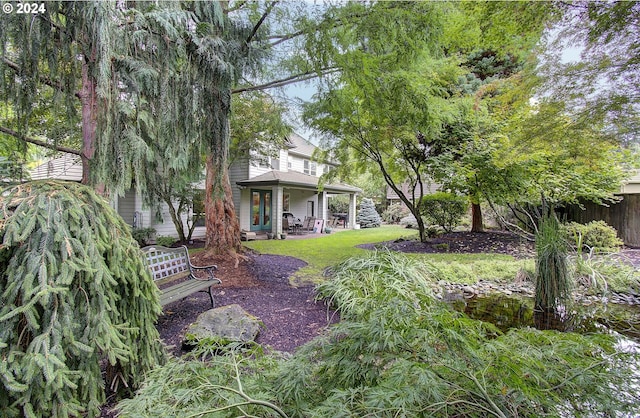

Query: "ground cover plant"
<box><xmin>117</xmin><ymin>251</ymin><xmax>640</xmax><ymax>417</ymax></box>
<box><xmin>0</xmin><ymin>181</ymin><xmax>165</xmax><ymax>418</ymax></box>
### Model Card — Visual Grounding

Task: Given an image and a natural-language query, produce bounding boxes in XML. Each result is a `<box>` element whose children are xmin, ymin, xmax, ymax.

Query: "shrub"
<box><xmin>276</xmin><ymin>251</ymin><xmax>635</xmax><ymax>417</ymax></box>
<box><xmin>328</xmin><ymin>194</ymin><xmax>349</xmax><ymax>214</ymax></box>
<box><xmin>156</xmin><ymin>235</ymin><xmax>178</xmax><ymax>247</ymax></box>
<box><xmin>356</xmin><ymin>198</ymin><xmax>382</xmax><ymax>228</ymax></box>
<box><xmin>131</xmin><ymin>227</ymin><xmax>156</xmax><ymax>246</ymax></box>
<box><xmin>419</xmin><ymin>192</ymin><xmax>468</xmax><ymax>232</ymax></box>
<box><xmin>562</xmin><ymin>220</ymin><xmax>624</xmax><ymax>253</ymax></box>
<box><xmin>570</xmin><ymin>252</ymin><xmax>639</xmax><ymax>295</ymax></box>
<box><xmin>0</xmin><ymin>181</ymin><xmax>165</xmax><ymax>417</ymax></box>
<box><xmin>381</xmin><ymin>203</ymin><xmax>410</xmax><ymax>224</ymax></box>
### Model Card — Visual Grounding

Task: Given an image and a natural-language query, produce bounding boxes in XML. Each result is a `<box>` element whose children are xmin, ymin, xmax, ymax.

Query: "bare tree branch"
<box><xmin>231</xmin><ymin>67</ymin><xmax>339</xmax><ymax>94</ymax></box>
<box><xmin>246</xmin><ymin>1</ymin><xmax>278</xmax><ymax>45</ymax></box>
<box><xmin>0</xmin><ymin>126</ymin><xmax>82</xmax><ymax>156</ymax></box>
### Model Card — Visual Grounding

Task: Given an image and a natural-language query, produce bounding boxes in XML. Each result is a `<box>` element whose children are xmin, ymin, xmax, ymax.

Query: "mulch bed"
<box><xmin>157</xmin><ymin>251</ymin><xmax>337</xmax><ymax>357</ymax></box>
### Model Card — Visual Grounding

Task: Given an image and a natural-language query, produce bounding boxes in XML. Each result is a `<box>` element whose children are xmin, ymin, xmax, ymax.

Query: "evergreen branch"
<box><xmin>1</xmin><ymin>58</ymin><xmax>82</xmax><ymax>100</ymax></box>
<box><xmin>231</xmin><ymin>67</ymin><xmax>339</xmax><ymax>94</ymax></box>
<box><xmin>0</xmin><ymin>126</ymin><xmax>82</xmax><ymax>156</ymax></box>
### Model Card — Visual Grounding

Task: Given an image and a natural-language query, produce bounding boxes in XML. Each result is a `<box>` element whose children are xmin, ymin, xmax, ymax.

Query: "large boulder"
<box><xmin>184</xmin><ymin>304</ymin><xmax>262</xmax><ymax>347</ymax></box>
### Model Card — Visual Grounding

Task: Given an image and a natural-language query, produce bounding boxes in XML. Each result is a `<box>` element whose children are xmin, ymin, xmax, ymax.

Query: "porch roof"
<box><xmin>236</xmin><ymin>170</ymin><xmax>361</xmax><ymax>194</ymax></box>
<box><xmin>30</xmin><ymin>153</ymin><xmax>83</xmax><ymax>181</ymax></box>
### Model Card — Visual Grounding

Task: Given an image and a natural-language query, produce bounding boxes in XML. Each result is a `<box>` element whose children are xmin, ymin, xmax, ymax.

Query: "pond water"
<box><xmin>450</xmin><ymin>292</ymin><xmax>640</xmax><ymax>342</ymax></box>
<box><xmin>449</xmin><ymin>293</ymin><xmax>640</xmax><ymax>416</ymax></box>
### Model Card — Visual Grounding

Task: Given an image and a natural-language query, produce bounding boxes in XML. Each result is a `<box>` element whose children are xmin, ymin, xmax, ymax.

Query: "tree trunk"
<box><xmin>415</xmin><ymin>210</ymin><xmax>427</xmax><ymax>242</ymax></box>
<box><xmin>471</xmin><ymin>202</ymin><xmax>484</xmax><ymax>232</ymax></box>
<box><xmin>80</xmin><ymin>60</ymin><xmax>97</xmax><ymax>185</ymax></box>
<box><xmin>204</xmin><ymin>154</ymin><xmax>242</xmax><ymax>256</ymax></box>
<box><xmin>163</xmin><ymin>196</ymin><xmax>187</xmax><ymax>243</ymax></box>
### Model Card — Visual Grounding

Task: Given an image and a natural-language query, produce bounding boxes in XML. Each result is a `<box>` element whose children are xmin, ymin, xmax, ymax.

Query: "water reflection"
<box><xmin>450</xmin><ymin>292</ymin><xmax>640</xmax><ymax>342</ymax></box>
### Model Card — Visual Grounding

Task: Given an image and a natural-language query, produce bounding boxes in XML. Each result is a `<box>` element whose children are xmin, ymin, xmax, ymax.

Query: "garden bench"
<box><xmin>142</xmin><ymin>245</ymin><xmax>221</xmax><ymax>308</ymax></box>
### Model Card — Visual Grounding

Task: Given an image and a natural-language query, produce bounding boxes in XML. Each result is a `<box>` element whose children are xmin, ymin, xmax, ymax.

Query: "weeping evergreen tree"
<box><xmin>0</xmin><ymin>181</ymin><xmax>165</xmax><ymax>417</ymax></box>
<box><xmin>1</xmin><ymin>1</ymin><xmax>271</xmax><ymax>257</ymax></box>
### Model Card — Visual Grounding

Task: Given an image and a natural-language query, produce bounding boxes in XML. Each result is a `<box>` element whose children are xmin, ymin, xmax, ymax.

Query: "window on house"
<box><xmin>304</xmin><ymin>159</ymin><xmax>317</xmax><ymax>176</ymax></box>
<box><xmin>283</xmin><ymin>193</ymin><xmax>290</xmax><ymax>212</ymax></box>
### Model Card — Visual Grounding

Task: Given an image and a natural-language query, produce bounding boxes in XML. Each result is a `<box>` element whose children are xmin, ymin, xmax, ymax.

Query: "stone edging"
<box><xmin>433</xmin><ymin>280</ymin><xmax>640</xmax><ymax>306</ymax></box>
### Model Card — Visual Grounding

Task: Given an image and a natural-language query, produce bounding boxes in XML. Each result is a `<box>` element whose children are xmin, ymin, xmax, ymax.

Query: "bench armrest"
<box><xmin>189</xmin><ymin>264</ymin><xmax>219</xmax><ymax>281</ymax></box>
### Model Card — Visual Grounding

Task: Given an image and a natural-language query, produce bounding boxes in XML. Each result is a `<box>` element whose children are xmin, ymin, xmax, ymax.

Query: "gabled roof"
<box><xmin>29</xmin><ymin>153</ymin><xmax>82</xmax><ymax>181</ymax></box>
<box><xmin>237</xmin><ymin>170</ymin><xmax>361</xmax><ymax>194</ymax></box>
<box><xmin>285</xmin><ymin>132</ymin><xmax>317</xmax><ymax>158</ymax></box>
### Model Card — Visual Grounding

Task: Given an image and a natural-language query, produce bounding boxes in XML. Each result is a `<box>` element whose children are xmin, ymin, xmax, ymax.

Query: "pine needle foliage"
<box><xmin>535</xmin><ymin>213</ymin><xmax>572</xmax><ymax>310</ymax></box>
<box><xmin>0</xmin><ymin>181</ymin><xmax>165</xmax><ymax>418</ymax></box>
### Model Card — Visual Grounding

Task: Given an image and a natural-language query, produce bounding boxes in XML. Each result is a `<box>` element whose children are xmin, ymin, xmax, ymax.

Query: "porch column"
<box><xmin>349</xmin><ymin>193</ymin><xmax>357</xmax><ymax>228</ymax></box>
<box><xmin>272</xmin><ymin>185</ymin><xmax>284</xmax><ymax>235</ymax></box>
<box><xmin>318</xmin><ymin>191</ymin><xmax>328</xmax><ymax>222</ymax></box>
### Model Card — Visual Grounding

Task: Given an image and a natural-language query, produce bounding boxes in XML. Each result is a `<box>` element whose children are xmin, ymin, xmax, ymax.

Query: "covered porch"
<box><xmin>236</xmin><ymin>171</ymin><xmax>361</xmax><ymax>238</ymax></box>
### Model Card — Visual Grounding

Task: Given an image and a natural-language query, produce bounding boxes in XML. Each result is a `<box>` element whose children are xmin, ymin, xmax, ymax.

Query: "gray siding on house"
<box><xmin>118</xmin><ymin>189</ymin><xmax>137</xmax><ymax>227</ymax></box>
<box><xmin>152</xmin><ymin>203</ymin><xmax>180</xmax><ymax>237</ymax></box>
<box><xmin>229</xmin><ymin>160</ymin><xmax>250</xmax><ymax>218</ymax></box>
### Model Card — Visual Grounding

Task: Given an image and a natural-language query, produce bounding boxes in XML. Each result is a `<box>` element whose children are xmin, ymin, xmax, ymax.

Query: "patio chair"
<box><xmin>283</xmin><ymin>218</ymin><xmax>294</xmax><ymax>234</ymax></box>
<box><xmin>301</xmin><ymin>217</ymin><xmax>315</xmax><ymax>233</ymax></box>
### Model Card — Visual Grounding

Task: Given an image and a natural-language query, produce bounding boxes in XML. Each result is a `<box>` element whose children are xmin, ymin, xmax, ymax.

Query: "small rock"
<box><xmin>462</xmin><ymin>285</ymin><xmax>476</xmax><ymax>294</ymax></box>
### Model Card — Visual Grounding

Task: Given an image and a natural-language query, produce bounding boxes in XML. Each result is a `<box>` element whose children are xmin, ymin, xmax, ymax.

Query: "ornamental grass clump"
<box><xmin>535</xmin><ymin>213</ymin><xmax>572</xmax><ymax>310</ymax></box>
<box><xmin>317</xmin><ymin>249</ymin><xmax>436</xmax><ymax>320</ymax></box>
<box><xmin>0</xmin><ymin>181</ymin><xmax>166</xmax><ymax>418</ymax></box>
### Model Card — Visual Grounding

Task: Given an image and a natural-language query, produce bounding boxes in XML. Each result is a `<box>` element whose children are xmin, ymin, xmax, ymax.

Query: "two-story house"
<box><xmin>232</xmin><ymin>132</ymin><xmax>361</xmax><ymax>236</ymax></box>
<box><xmin>29</xmin><ymin>132</ymin><xmax>360</xmax><ymax>239</ymax></box>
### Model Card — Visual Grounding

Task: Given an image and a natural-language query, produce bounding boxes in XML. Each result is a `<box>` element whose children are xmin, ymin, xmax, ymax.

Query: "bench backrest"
<box><xmin>142</xmin><ymin>245</ymin><xmax>190</xmax><ymax>282</ymax></box>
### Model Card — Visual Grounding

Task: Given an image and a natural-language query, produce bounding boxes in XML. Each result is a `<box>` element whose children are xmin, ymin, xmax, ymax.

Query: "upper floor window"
<box><xmin>258</xmin><ymin>156</ymin><xmax>271</xmax><ymax>169</ymax></box>
<box><xmin>304</xmin><ymin>159</ymin><xmax>317</xmax><ymax>176</ymax></box>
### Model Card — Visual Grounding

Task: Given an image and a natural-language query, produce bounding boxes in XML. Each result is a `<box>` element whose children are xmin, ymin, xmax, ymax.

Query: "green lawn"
<box><xmin>243</xmin><ymin>225</ymin><xmax>533</xmax><ymax>285</ymax></box>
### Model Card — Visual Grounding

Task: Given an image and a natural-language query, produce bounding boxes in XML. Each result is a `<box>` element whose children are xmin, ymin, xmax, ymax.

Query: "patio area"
<box><xmin>249</xmin><ymin>226</ymin><xmax>350</xmax><ymax>240</ymax></box>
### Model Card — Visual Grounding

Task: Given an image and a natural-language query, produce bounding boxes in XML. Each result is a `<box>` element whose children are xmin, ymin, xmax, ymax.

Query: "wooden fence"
<box><xmin>564</xmin><ymin>194</ymin><xmax>640</xmax><ymax>248</ymax></box>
